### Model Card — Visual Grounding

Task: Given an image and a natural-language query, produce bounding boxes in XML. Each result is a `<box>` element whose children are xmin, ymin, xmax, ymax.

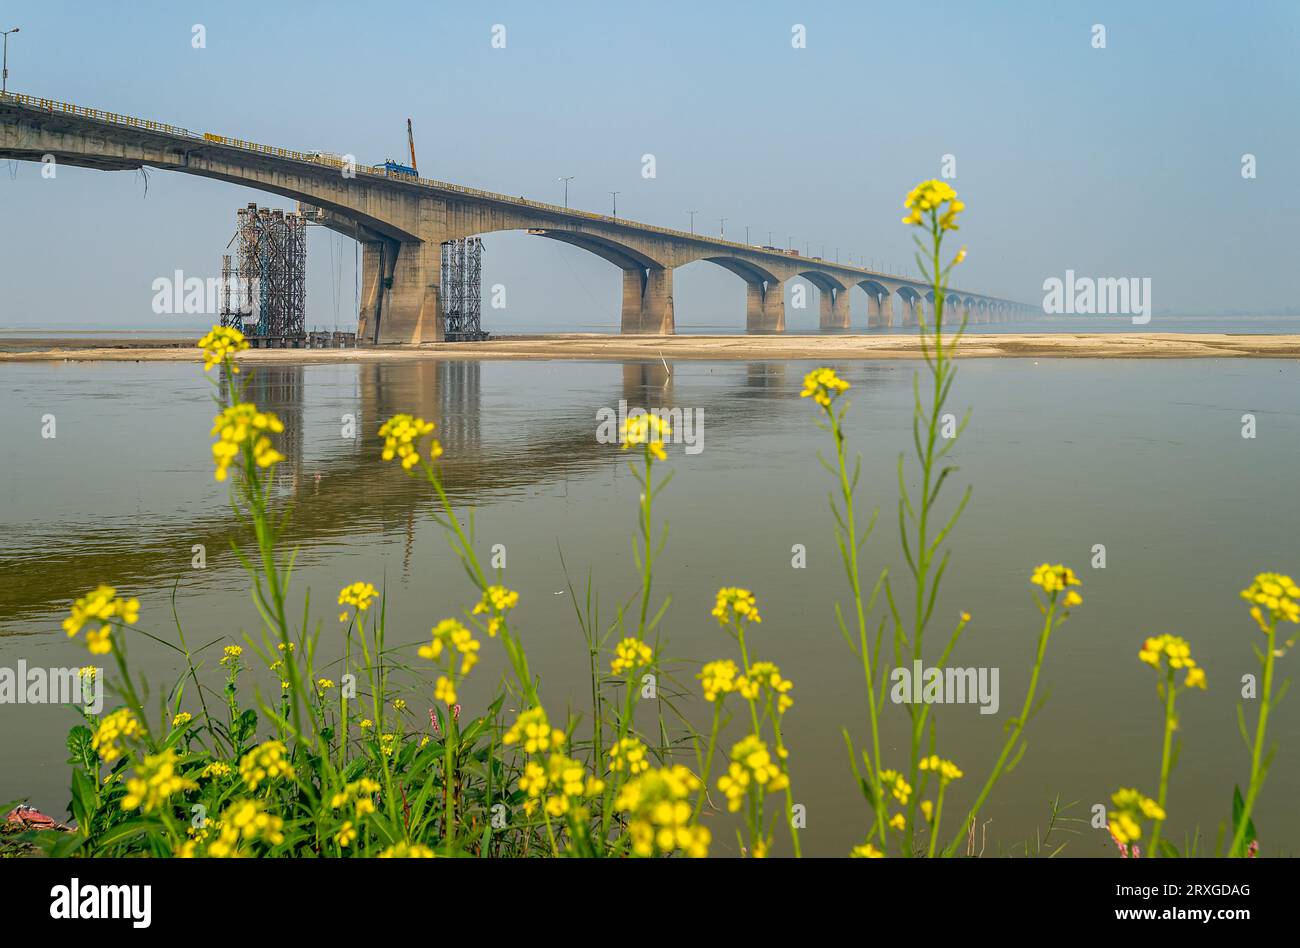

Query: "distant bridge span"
<box><xmin>0</xmin><ymin>93</ymin><xmax>1031</xmax><ymax>343</ymax></box>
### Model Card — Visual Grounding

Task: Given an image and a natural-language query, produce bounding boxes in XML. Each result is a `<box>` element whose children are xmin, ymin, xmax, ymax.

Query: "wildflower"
<box><xmin>901</xmin><ymin>179</ymin><xmax>965</xmax><ymax>230</ymax></box>
<box><xmin>337</xmin><ymin>581</ymin><xmax>379</xmax><ymax>621</ymax></box>
<box><xmin>359</xmin><ymin>719</ymin><xmax>373</xmax><ymax>730</ymax></box>
<box><xmin>920</xmin><ymin>800</ymin><xmax>934</xmax><ymax>822</ymax></box>
<box><xmin>380</xmin><ymin>732</ymin><xmax>398</xmax><ymax>757</ymax></box>
<box><xmin>954</xmin><ymin>246</ymin><xmax>967</xmax><ymax>265</ymax></box>
<box><xmin>210</xmin><ymin>403</ymin><xmax>285</xmax><ymax>482</ymax></box>
<box><xmin>238</xmin><ymin>740</ymin><xmax>294</xmax><ymax>791</ymax></box>
<box><xmin>378</xmin><ymin>414</ymin><xmax>440</xmax><ymax>471</ymax></box>
<box><xmin>698</xmin><ymin>659</ymin><xmax>740</xmax><ymax>702</ymax></box>
<box><xmin>121</xmin><ymin>748</ymin><xmax>197</xmax><ymax>814</ymax></box>
<box><xmin>418</xmin><ymin>618</ymin><xmax>481</xmax><ymax>674</ymax></box>
<box><xmin>335</xmin><ymin>821</ymin><xmax>357</xmax><ymax>848</ymax></box>
<box><xmin>1138</xmin><ymin>634</ymin><xmax>1207</xmax><ymax>689</ymax></box>
<box><xmin>615</xmin><ymin>766</ymin><xmax>710</xmax><ymax>858</ymax></box>
<box><xmin>799</xmin><ymin>367</ymin><xmax>851</xmax><ymax>408</ymax></box>
<box><xmin>200</xmin><ymin>761</ymin><xmax>233</xmax><ymax>780</ymax></box>
<box><xmin>316</xmin><ymin>678</ymin><xmax>335</xmax><ymax>693</ymax></box>
<box><xmin>78</xmin><ymin>665</ymin><xmax>98</xmax><ymax>682</ymax></box>
<box><xmin>520</xmin><ymin>753</ymin><xmax>605</xmax><ymax>818</ymax></box>
<box><xmin>91</xmin><ymin>708</ymin><xmax>144</xmax><ymax>762</ymax></box>
<box><xmin>620</xmin><ymin>413</ymin><xmax>671</xmax><ymax>462</ymax></box>
<box><xmin>330</xmin><ymin>777</ymin><xmax>381</xmax><ymax>814</ymax></box>
<box><xmin>434</xmin><ymin>676</ymin><xmax>457</xmax><ymax>705</ymax></box>
<box><xmin>1240</xmin><ymin>572</ymin><xmax>1300</xmax><ymax>631</ymax></box>
<box><xmin>378</xmin><ymin>842</ymin><xmax>436</xmax><ymax>858</ymax></box>
<box><xmin>219</xmin><ymin>645</ymin><xmax>243</xmax><ymax>666</ymax></box>
<box><xmin>851</xmin><ymin>842</ymin><xmax>884</xmax><ymax>858</ymax></box>
<box><xmin>878</xmin><ymin>769</ymin><xmax>912</xmax><ymax>806</ymax></box>
<box><xmin>63</xmin><ymin>585</ymin><xmax>139</xmax><ymax>655</ymax></box>
<box><xmin>472</xmin><ymin>586</ymin><xmax>519</xmax><ymax>637</ymax></box>
<box><xmin>608</xmin><ymin>736</ymin><xmax>650</xmax><ymax>775</ymax></box>
<box><xmin>711</xmin><ymin>587</ymin><xmax>761</xmax><ymax>626</ymax></box>
<box><xmin>207</xmin><ymin>799</ymin><xmax>285</xmax><ymax>856</ymax></box>
<box><xmin>888</xmin><ymin>813</ymin><xmax>905</xmax><ymax>831</ymax></box>
<box><xmin>610</xmin><ymin>637</ymin><xmax>653</xmax><ymax>675</ymax></box>
<box><xmin>198</xmin><ymin>325</ymin><xmax>249</xmax><ymax>373</ymax></box>
<box><xmin>1030</xmin><ymin>563</ymin><xmax>1083</xmax><ymax>607</ymax></box>
<box><xmin>502</xmin><ymin>708</ymin><xmax>565</xmax><ymax>755</ymax></box>
<box><xmin>393</xmin><ymin>699</ymin><xmax>406</xmax><ymax>711</ymax></box>
<box><xmin>172</xmin><ymin>711</ymin><xmax>193</xmax><ymax>728</ymax></box>
<box><xmin>919</xmin><ymin>755</ymin><xmax>964</xmax><ymax>784</ymax></box>
<box><xmin>717</xmin><ymin>735</ymin><xmax>789</xmax><ymax>812</ymax></box>
<box><xmin>740</xmin><ymin>661</ymin><xmax>794</xmax><ymax>712</ymax></box>
<box><xmin>1107</xmin><ymin>788</ymin><xmax>1166</xmax><ymax>846</ymax></box>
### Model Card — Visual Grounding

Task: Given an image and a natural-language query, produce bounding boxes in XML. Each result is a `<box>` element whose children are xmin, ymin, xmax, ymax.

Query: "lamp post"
<box><xmin>718</xmin><ymin>217</ymin><xmax>727</xmax><ymax>239</ymax></box>
<box><xmin>1</xmin><ymin>28</ymin><xmax>19</xmax><ymax>95</ymax></box>
<box><xmin>687</xmin><ymin>210</ymin><xmax>698</xmax><ymax>234</ymax></box>
<box><xmin>609</xmin><ymin>191</ymin><xmax>620</xmax><ymax>216</ymax></box>
<box><xmin>559</xmin><ymin>176</ymin><xmax>574</xmax><ymax>208</ymax></box>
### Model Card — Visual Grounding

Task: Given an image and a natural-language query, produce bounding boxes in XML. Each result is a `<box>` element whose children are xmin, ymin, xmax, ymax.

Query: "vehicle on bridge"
<box><xmin>373</xmin><ymin>159</ymin><xmax>417</xmax><ymax>178</ymax></box>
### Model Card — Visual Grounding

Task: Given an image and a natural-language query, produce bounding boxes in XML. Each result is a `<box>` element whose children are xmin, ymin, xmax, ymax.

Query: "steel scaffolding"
<box><xmin>221</xmin><ymin>203</ymin><xmax>307</xmax><ymax>340</ymax></box>
<box><xmin>441</xmin><ymin>237</ymin><xmax>488</xmax><ymax>341</ymax></box>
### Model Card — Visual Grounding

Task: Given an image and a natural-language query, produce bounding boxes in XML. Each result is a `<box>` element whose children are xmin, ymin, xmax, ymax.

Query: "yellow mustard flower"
<box><xmin>472</xmin><ymin>585</ymin><xmax>519</xmax><ymax>637</ymax></box>
<box><xmin>711</xmin><ymin>587</ymin><xmax>762</xmax><ymax>626</ymax></box>
<box><xmin>1139</xmin><ymin>634</ymin><xmax>1207</xmax><ymax>689</ymax></box>
<box><xmin>741</xmin><ymin>661</ymin><xmax>794</xmax><ymax>713</ymax></box>
<box><xmin>1030</xmin><ymin>563</ymin><xmax>1083</xmax><ymax>607</ymax></box>
<box><xmin>878</xmin><ymin>768</ymin><xmax>912</xmax><ymax>805</ymax></box>
<box><xmin>378</xmin><ymin>842</ymin><xmax>436</xmax><ymax>858</ymax></box>
<box><xmin>434</xmin><ymin>675</ymin><xmax>457</xmax><ymax>705</ymax></box>
<box><xmin>1108</xmin><ymin>788</ymin><xmax>1165</xmax><ymax>846</ymax></box>
<box><xmin>1241</xmin><ymin>572</ymin><xmax>1300</xmax><ymax>631</ymax></box>
<box><xmin>207</xmin><ymin>799</ymin><xmax>285</xmax><ymax>857</ymax></box>
<box><xmin>620</xmin><ymin>413</ymin><xmax>672</xmax><ymax>462</ymax></box>
<box><xmin>200</xmin><ymin>761</ymin><xmax>233</xmax><ymax>780</ymax></box>
<box><xmin>418</xmin><ymin>618</ymin><xmax>481</xmax><ymax>674</ymax></box>
<box><xmin>851</xmin><ymin>842</ymin><xmax>884</xmax><ymax>858</ymax></box>
<box><xmin>610</xmin><ymin>637</ymin><xmax>653</xmax><ymax>675</ymax></box>
<box><xmin>717</xmin><ymin>735</ymin><xmax>789</xmax><ymax>812</ymax></box>
<box><xmin>901</xmin><ymin>179</ymin><xmax>965</xmax><ymax>230</ymax></box>
<box><xmin>615</xmin><ymin>765</ymin><xmax>710</xmax><ymax>858</ymax></box>
<box><xmin>502</xmin><ymin>707</ymin><xmax>564</xmax><ymax>755</ymax></box>
<box><xmin>63</xmin><ymin>585</ymin><xmax>139</xmax><ymax>655</ymax></box>
<box><xmin>121</xmin><ymin>748</ymin><xmax>198</xmax><ymax>814</ymax></box>
<box><xmin>378</xmin><ymin>414</ymin><xmax>441</xmax><ymax>471</ymax></box>
<box><xmin>238</xmin><ymin>740</ymin><xmax>294</xmax><ymax>791</ymax></box>
<box><xmin>335</xmin><ymin>821</ymin><xmax>357</xmax><ymax>848</ymax></box>
<box><xmin>337</xmin><ymin>581</ymin><xmax>379</xmax><ymax>621</ymax></box>
<box><xmin>92</xmin><ymin>708</ymin><xmax>144</xmax><ymax>762</ymax></box>
<box><xmin>608</xmin><ymin>736</ymin><xmax>650</xmax><ymax>775</ymax></box>
<box><xmin>197</xmin><ymin>325</ymin><xmax>249</xmax><ymax>373</ymax></box>
<box><xmin>800</xmin><ymin>367</ymin><xmax>850</xmax><ymax>408</ymax></box>
<box><xmin>919</xmin><ymin>755</ymin><xmax>964</xmax><ymax>784</ymax></box>
<box><xmin>210</xmin><ymin>403</ymin><xmax>285</xmax><ymax>482</ymax></box>
<box><xmin>219</xmin><ymin>645</ymin><xmax>243</xmax><ymax>666</ymax></box>
<box><xmin>698</xmin><ymin>659</ymin><xmax>740</xmax><ymax>701</ymax></box>
<box><xmin>172</xmin><ymin>711</ymin><xmax>193</xmax><ymax>728</ymax></box>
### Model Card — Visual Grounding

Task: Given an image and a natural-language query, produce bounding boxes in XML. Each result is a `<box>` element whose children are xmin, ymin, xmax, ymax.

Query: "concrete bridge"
<box><xmin>0</xmin><ymin>92</ymin><xmax>1032</xmax><ymax>343</ymax></box>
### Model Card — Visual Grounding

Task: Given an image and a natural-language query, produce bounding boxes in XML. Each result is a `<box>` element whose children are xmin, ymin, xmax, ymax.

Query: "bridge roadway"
<box><xmin>0</xmin><ymin>92</ymin><xmax>1031</xmax><ymax>343</ymax></box>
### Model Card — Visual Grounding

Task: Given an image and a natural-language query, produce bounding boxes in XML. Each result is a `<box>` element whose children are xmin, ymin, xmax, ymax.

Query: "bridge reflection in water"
<box><xmin>0</xmin><ymin>359</ymin><xmax>822</xmax><ymax>624</ymax></box>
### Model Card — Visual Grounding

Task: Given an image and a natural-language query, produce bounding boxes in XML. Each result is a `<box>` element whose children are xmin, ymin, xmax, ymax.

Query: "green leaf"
<box><xmin>1231</xmin><ymin>785</ymin><xmax>1257</xmax><ymax>849</ymax></box>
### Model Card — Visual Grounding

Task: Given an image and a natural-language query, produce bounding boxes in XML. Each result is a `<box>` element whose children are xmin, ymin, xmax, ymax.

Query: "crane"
<box><xmin>407</xmin><ymin>118</ymin><xmax>418</xmax><ymax>176</ymax></box>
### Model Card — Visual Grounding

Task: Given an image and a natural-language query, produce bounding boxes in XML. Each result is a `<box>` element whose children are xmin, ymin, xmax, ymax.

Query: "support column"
<box><xmin>866</xmin><ymin>291</ymin><xmax>885</xmax><ymax>329</ymax></box>
<box><xmin>746</xmin><ymin>279</ymin><xmax>785</xmax><ymax>333</ymax></box>
<box><xmin>819</xmin><ymin>286</ymin><xmax>851</xmax><ymax>331</ymax></box>
<box><xmin>621</xmin><ymin>267</ymin><xmax>675</xmax><ymax>334</ymax></box>
<box><xmin>357</xmin><ymin>239</ymin><xmax>443</xmax><ymax>344</ymax></box>
<box><xmin>878</xmin><ymin>292</ymin><xmax>894</xmax><ymax>329</ymax></box>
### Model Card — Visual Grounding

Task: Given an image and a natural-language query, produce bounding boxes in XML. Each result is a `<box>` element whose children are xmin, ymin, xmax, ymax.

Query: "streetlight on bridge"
<box><xmin>559</xmin><ymin>176</ymin><xmax>574</xmax><ymax>208</ymax></box>
<box><xmin>718</xmin><ymin>217</ymin><xmax>727</xmax><ymax>239</ymax></box>
<box><xmin>1</xmin><ymin>27</ymin><xmax>19</xmax><ymax>95</ymax></box>
<box><xmin>609</xmin><ymin>191</ymin><xmax>620</xmax><ymax>216</ymax></box>
<box><xmin>687</xmin><ymin>210</ymin><xmax>698</xmax><ymax>234</ymax></box>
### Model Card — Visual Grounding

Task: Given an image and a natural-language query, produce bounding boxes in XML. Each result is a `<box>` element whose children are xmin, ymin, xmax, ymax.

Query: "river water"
<box><xmin>2</xmin><ymin>355</ymin><xmax>1298</xmax><ymax>856</ymax></box>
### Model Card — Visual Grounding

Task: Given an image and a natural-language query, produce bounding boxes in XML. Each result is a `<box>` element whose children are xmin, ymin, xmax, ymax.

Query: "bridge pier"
<box><xmin>621</xmin><ymin>267</ymin><xmax>675</xmax><ymax>334</ymax></box>
<box><xmin>868</xmin><ymin>291</ymin><xmax>893</xmax><ymax>329</ymax></box>
<box><xmin>357</xmin><ymin>240</ymin><xmax>444</xmax><ymax>344</ymax></box>
<box><xmin>745</xmin><ymin>279</ymin><xmax>785</xmax><ymax>333</ymax></box>
<box><xmin>819</xmin><ymin>286</ymin><xmax>852</xmax><ymax>331</ymax></box>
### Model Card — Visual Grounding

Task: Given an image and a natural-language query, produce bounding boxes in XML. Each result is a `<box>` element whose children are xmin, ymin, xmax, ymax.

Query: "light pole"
<box><xmin>559</xmin><ymin>176</ymin><xmax>574</xmax><ymax>208</ymax></box>
<box><xmin>745</xmin><ymin>225</ymin><xmax>750</xmax><ymax>244</ymax></box>
<box><xmin>609</xmin><ymin>191</ymin><xmax>620</xmax><ymax>217</ymax></box>
<box><xmin>687</xmin><ymin>210</ymin><xmax>698</xmax><ymax>234</ymax></box>
<box><xmin>1</xmin><ymin>28</ymin><xmax>19</xmax><ymax>95</ymax></box>
<box><xmin>718</xmin><ymin>217</ymin><xmax>727</xmax><ymax>239</ymax></box>
<box><xmin>767</xmin><ymin>231</ymin><xmax>773</xmax><ymax>246</ymax></box>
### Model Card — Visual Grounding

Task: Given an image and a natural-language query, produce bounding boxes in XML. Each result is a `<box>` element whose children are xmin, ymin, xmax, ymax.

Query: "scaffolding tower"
<box><xmin>441</xmin><ymin>237</ymin><xmax>488</xmax><ymax>341</ymax></box>
<box><xmin>221</xmin><ymin>203</ymin><xmax>308</xmax><ymax>342</ymax></box>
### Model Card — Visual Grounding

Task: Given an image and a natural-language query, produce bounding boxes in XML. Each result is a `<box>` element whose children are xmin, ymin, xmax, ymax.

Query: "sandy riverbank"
<box><xmin>2</xmin><ymin>333</ymin><xmax>1299</xmax><ymax>363</ymax></box>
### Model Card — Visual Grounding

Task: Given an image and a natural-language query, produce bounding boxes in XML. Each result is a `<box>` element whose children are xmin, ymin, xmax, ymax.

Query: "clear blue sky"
<box><xmin>2</xmin><ymin>0</ymin><xmax>1297</xmax><ymax>330</ymax></box>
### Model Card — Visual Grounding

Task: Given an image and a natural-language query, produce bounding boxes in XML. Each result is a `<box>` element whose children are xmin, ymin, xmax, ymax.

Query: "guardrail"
<box><xmin>0</xmin><ymin>90</ymin><xmax>1012</xmax><ymax>295</ymax></box>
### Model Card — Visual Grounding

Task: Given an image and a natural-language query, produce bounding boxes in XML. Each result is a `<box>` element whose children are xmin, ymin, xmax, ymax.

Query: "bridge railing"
<box><xmin>0</xmin><ymin>90</ymin><xmax>986</xmax><ymax>293</ymax></box>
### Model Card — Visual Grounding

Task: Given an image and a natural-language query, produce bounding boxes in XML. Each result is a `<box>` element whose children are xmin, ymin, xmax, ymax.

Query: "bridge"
<box><xmin>0</xmin><ymin>92</ymin><xmax>1032</xmax><ymax>343</ymax></box>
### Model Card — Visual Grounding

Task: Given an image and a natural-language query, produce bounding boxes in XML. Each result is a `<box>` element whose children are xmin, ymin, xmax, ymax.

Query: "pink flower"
<box><xmin>428</xmin><ymin>707</ymin><xmax>440</xmax><ymax>738</ymax></box>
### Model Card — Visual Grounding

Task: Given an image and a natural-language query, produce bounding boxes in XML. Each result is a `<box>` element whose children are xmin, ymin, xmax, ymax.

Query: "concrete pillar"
<box><xmin>622</xmin><ymin>267</ymin><xmax>675</xmax><ymax>334</ymax></box>
<box><xmin>878</xmin><ymin>292</ymin><xmax>894</xmax><ymax>329</ymax></box>
<box><xmin>746</xmin><ymin>279</ymin><xmax>784</xmax><ymax>333</ymax></box>
<box><xmin>867</xmin><ymin>291</ymin><xmax>891</xmax><ymax>329</ymax></box>
<box><xmin>357</xmin><ymin>239</ymin><xmax>445</xmax><ymax>344</ymax></box>
<box><xmin>819</xmin><ymin>286</ymin><xmax>851</xmax><ymax>331</ymax></box>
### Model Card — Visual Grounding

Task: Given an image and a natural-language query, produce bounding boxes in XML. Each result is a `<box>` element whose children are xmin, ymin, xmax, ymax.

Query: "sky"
<box><xmin>1</xmin><ymin>0</ymin><xmax>1298</xmax><ymax>331</ymax></box>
